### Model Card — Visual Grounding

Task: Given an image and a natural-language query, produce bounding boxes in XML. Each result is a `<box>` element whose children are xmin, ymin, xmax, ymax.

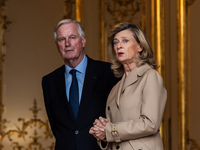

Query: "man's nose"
<box><xmin>65</xmin><ymin>39</ymin><xmax>71</xmax><ymax>46</ymax></box>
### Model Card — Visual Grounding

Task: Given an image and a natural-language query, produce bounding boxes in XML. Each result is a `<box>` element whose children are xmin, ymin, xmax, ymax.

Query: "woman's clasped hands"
<box><xmin>89</xmin><ymin>116</ymin><xmax>108</xmax><ymax>141</ymax></box>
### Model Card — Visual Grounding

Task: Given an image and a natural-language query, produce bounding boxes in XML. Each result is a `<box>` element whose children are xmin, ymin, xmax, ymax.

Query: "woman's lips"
<box><xmin>118</xmin><ymin>52</ymin><xmax>124</xmax><ymax>56</ymax></box>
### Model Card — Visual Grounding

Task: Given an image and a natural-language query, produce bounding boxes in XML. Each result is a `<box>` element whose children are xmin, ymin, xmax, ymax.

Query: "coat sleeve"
<box><xmin>97</xmin><ymin>140</ymin><xmax>110</xmax><ymax>150</ymax></box>
<box><xmin>105</xmin><ymin>70</ymin><xmax>167</xmax><ymax>142</ymax></box>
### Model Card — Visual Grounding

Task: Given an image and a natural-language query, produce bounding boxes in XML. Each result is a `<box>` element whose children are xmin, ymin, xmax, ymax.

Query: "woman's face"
<box><xmin>113</xmin><ymin>29</ymin><xmax>142</xmax><ymax>66</ymax></box>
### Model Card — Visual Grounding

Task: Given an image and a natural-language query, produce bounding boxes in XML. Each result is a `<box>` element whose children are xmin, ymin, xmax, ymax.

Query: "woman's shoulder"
<box><xmin>138</xmin><ymin>64</ymin><xmax>161</xmax><ymax>77</ymax></box>
<box><xmin>143</xmin><ymin>67</ymin><xmax>164</xmax><ymax>85</ymax></box>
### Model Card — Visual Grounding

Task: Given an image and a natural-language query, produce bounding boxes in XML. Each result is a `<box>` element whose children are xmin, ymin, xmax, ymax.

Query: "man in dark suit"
<box><xmin>42</xmin><ymin>19</ymin><xmax>119</xmax><ymax>150</ymax></box>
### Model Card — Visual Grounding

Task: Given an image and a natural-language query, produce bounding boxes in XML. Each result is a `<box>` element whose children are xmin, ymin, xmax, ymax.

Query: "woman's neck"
<box><xmin>123</xmin><ymin>62</ymin><xmax>136</xmax><ymax>77</ymax></box>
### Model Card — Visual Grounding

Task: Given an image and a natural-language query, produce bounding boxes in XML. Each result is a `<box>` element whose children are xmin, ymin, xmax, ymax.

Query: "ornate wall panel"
<box><xmin>186</xmin><ymin>0</ymin><xmax>200</xmax><ymax>150</ymax></box>
<box><xmin>1</xmin><ymin>100</ymin><xmax>54</xmax><ymax>150</ymax></box>
<box><xmin>64</xmin><ymin>0</ymin><xmax>83</xmax><ymax>23</ymax></box>
<box><xmin>63</xmin><ymin>0</ymin><xmax>76</xmax><ymax>19</ymax></box>
<box><xmin>0</xmin><ymin>0</ymin><xmax>66</xmax><ymax>149</ymax></box>
<box><xmin>177</xmin><ymin>0</ymin><xmax>200</xmax><ymax>149</ymax></box>
<box><xmin>99</xmin><ymin>0</ymin><xmax>145</xmax><ymax>61</ymax></box>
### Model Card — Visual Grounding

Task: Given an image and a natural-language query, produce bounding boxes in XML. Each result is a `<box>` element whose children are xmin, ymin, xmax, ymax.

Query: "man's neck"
<box><xmin>65</xmin><ymin>54</ymin><xmax>85</xmax><ymax>68</ymax></box>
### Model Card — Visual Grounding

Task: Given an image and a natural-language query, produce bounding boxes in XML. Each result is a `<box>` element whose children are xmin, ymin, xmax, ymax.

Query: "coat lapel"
<box><xmin>115</xmin><ymin>75</ymin><xmax>125</xmax><ymax>107</ymax></box>
<box><xmin>122</xmin><ymin>69</ymin><xmax>138</xmax><ymax>92</ymax></box>
<box><xmin>122</xmin><ymin>64</ymin><xmax>151</xmax><ymax>92</ymax></box>
<box><xmin>116</xmin><ymin>64</ymin><xmax>151</xmax><ymax>107</ymax></box>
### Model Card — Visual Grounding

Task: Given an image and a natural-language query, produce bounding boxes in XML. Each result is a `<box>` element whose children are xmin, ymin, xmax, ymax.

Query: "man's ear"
<box><xmin>82</xmin><ymin>36</ymin><xmax>86</xmax><ymax>48</ymax></box>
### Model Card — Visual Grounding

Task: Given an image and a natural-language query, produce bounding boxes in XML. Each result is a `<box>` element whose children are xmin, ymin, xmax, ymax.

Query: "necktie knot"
<box><xmin>70</xmin><ymin>69</ymin><xmax>77</xmax><ymax>76</ymax></box>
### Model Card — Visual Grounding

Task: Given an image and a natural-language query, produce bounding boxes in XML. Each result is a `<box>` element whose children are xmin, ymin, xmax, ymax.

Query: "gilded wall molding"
<box><xmin>150</xmin><ymin>0</ymin><xmax>165</xmax><ymax>77</ymax></box>
<box><xmin>75</xmin><ymin>0</ymin><xmax>83</xmax><ymax>23</ymax></box>
<box><xmin>177</xmin><ymin>0</ymin><xmax>200</xmax><ymax>149</ymax></box>
<box><xmin>64</xmin><ymin>0</ymin><xmax>83</xmax><ymax>23</ymax></box>
<box><xmin>153</xmin><ymin>0</ymin><xmax>166</xmax><ymax>147</ymax></box>
<box><xmin>177</xmin><ymin>0</ymin><xmax>187</xmax><ymax>149</ymax></box>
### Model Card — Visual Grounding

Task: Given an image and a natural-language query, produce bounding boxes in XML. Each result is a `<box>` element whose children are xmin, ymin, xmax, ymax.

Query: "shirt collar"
<box><xmin>65</xmin><ymin>54</ymin><xmax>88</xmax><ymax>75</ymax></box>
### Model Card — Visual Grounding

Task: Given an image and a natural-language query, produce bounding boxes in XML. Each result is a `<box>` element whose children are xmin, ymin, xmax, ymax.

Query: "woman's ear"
<box><xmin>138</xmin><ymin>45</ymin><xmax>143</xmax><ymax>52</ymax></box>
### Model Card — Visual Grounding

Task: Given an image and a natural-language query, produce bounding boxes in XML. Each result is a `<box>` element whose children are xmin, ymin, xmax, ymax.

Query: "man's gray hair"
<box><xmin>54</xmin><ymin>19</ymin><xmax>85</xmax><ymax>41</ymax></box>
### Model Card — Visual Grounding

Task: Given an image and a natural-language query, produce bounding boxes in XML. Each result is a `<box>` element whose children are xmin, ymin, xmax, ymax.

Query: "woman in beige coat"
<box><xmin>89</xmin><ymin>22</ymin><xmax>167</xmax><ymax>150</ymax></box>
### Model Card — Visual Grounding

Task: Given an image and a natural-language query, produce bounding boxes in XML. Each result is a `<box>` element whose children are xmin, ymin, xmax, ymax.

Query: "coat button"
<box><xmin>116</xmin><ymin>145</ymin><xmax>120</xmax><ymax>149</ymax></box>
<box><xmin>108</xmin><ymin>106</ymin><xmax>110</xmax><ymax>110</ymax></box>
<box><xmin>75</xmin><ymin>130</ymin><xmax>79</xmax><ymax>134</ymax></box>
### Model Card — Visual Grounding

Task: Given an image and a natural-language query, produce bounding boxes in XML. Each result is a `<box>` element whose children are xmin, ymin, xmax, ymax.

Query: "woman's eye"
<box><xmin>113</xmin><ymin>41</ymin><xmax>119</xmax><ymax>45</ymax></box>
<box><xmin>123</xmin><ymin>39</ymin><xmax>128</xmax><ymax>43</ymax></box>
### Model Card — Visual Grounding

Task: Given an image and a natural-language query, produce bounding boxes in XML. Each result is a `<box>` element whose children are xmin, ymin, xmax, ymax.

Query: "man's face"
<box><xmin>56</xmin><ymin>23</ymin><xmax>86</xmax><ymax>67</ymax></box>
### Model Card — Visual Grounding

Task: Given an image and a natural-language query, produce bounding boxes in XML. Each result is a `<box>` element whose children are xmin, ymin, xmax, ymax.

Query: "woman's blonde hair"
<box><xmin>108</xmin><ymin>22</ymin><xmax>158</xmax><ymax>78</ymax></box>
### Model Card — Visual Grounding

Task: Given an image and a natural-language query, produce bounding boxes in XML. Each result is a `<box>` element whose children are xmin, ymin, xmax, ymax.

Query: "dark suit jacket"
<box><xmin>42</xmin><ymin>57</ymin><xmax>119</xmax><ymax>150</ymax></box>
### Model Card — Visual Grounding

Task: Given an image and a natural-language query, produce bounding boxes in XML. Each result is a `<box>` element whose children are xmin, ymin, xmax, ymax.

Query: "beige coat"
<box><xmin>99</xmin><ymin>64</ymin><xmax>167</xmax><ymax>150</ymax></box>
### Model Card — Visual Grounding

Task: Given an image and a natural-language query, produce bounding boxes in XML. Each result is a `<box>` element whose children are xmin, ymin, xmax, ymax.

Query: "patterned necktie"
<box><xmin>69</xmin><ymin>69</ymin><xmax>79</xmax><ymax>120</ymax></box>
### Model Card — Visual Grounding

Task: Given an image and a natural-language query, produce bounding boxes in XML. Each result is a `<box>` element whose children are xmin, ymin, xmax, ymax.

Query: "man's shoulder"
<box><xmin>87</xmin><ymin>57</ymin><xmax>111</xmax><ymax>69</ymax></box>
<box><xmin>42</xmin><ymin>65</ymin><xmax>65</xmax><ymax>79</ymax></box>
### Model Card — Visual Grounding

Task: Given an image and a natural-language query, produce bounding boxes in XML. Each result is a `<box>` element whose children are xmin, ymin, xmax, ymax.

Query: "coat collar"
<box><xmin>115</xmin><ymin>64</ymin><xmax>151</xmax><ymax>106</ymax></box>
<box><xmin>116</xmin><ymin>64</ymin><xmax>151</xmax><ymax>106</ymax></box>
<box><xmin>122</xmin><ymin>63</ymin><xmax>151</xmax><ymax>92</ymax></box>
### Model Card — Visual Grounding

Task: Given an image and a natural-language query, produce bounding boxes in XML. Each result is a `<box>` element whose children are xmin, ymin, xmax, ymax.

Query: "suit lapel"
<box><xmin>54</xmin><ymin>65</ymin><xmax>75</xmax><ymax>122</ymax></box>
<box><xmin>76</xmin><ymin>58</ymin><xmax>98</xmax><ymax>124</ymax></box>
